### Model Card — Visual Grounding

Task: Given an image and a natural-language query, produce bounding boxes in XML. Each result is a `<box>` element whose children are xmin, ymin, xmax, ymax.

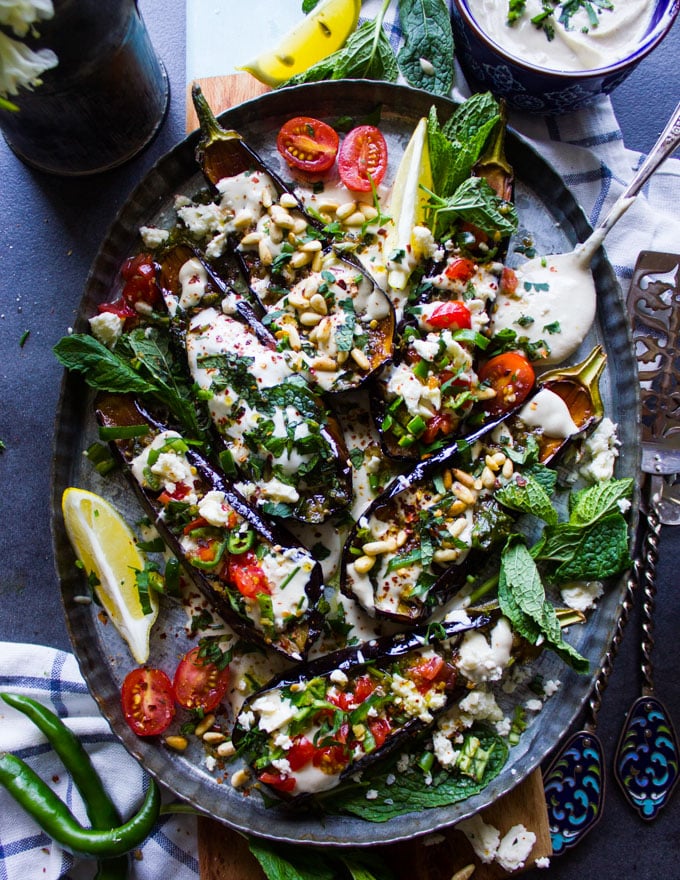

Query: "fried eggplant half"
<box><xmin>95</xmin><ymin>392</ymin><xmax>325</xmax><ymax>660</ymax></box>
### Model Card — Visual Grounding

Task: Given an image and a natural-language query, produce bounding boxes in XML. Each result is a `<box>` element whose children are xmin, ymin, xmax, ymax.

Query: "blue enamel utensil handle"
<box><xmin>614</xmin><ymin>489</ymin><xmax>680</xmax><ymax>820</ymax></box>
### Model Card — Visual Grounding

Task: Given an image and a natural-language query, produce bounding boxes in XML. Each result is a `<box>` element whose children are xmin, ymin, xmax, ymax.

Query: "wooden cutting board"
<box><xmin>187</xmin><ymin>71</ymin><xmax>553</xmax><ymax>879</ymax></box>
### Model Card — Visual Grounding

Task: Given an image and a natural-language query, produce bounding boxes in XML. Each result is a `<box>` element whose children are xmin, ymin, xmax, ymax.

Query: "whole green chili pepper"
<box><xmin>0</xmin><ymin>750</ymin><xmax>160</xmax><ymax>858</ymax></box>
<box><xmin>0</xmin><ymin>693</ymin><xmax>129</xmax><ymax>878</ymax></box>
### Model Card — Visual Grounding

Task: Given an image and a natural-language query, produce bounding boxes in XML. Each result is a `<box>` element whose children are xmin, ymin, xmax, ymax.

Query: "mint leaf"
<box><xmin>54</xmin><ymin>334</ymin><xmax>155</xmax><ymax>394</ymax></box>
<box><xmin>397</xmin><ymin>0</ymin><xmax>454</xmax><ymax>96</ymax></box>
<box><xmin>568</xmin><ymin>478</ymin><xmax>634</xmax><ymax>525</ymax></box>
<box><xmin>321</xmin><ymin>726</ymin><xmax>507</xmax><ymax>821</ymax></box>
<box><xmin>499</xmin><ymin>536</ymin><xmax>589</xmax><ymax>673</ymax></box>
<box><xmin>429</xmin><ymin>177</ymin><xmax>518</xmax><ymax>241</ymax></box>
<box><xmin>495</xmin><ymin>473</ymin><xmax>558</xmax><ymax>525</ymax></box>
<box><xmin>248</xmin><ymin>837</ymin><xmax>336</xmax><ymax>880</ymax></box>
<box><xmin>550</xmin><ymin>513</ymin><xmax>631</xmax><ymax>582</ymax></box>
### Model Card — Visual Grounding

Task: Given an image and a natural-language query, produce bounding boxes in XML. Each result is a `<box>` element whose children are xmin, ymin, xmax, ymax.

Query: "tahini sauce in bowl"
<box><xmin>471</xmin><ymin>0</ymin><xmax>655</xmax><ymax>71</ymax></box>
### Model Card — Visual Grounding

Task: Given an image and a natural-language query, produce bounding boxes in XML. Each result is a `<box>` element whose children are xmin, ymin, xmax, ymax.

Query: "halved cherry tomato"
<box><xmin>411</xmin><ymin>655</ymin><xmax>445</xmax><ymax>682</ymax></box>
<box><xmin>276</xmin><ymin>116</ymin><xmax>339</xmax><ymax>173</ymax></box>
<box><xmin>172</xmin><ymin>646</ymin><xmax>230</xmax><ymax>712</ymax></box>
<box><xmin>478</xmin><ymin>352</ymin><xmax>535</xmax><ymax>416</ymax></box>
<box><xmin>444</xmin><ymin>257</ymin><xmax>476</xmax><ymax>284</ymax></box>
<box><xmin>121</xmin><ymin>667</ymin><xmax>175</xmax><ymax>737</ymax></box>
<box><xmin>120</xmin><ymin>253</ymin><xmax>162</xmax><ymax>308</ymax></box>
<box><xmin>98</xmin><ymin>298</ymin><xmax>136</xmax><ymax>320</ymax></box>
<box><xmin>422</xmin><ymin>413</ymin><xmax>455</xmax><ymax>445</ymax></box>
<box><xmin>328</xmin><ymin>689</ymin><xmax>354</xmax><ymax>711</ymax></box>
<box><xmin>259</xmin><ymin>771</ymin><xmax>296</xmax><ymax>793</ymax></box>
<box><xmin>287</xmin><ymin>736</ymin><xmax>316</xmax><ymax>771</ymax></box>
<box><xmin>312</xmin><ymin>743</ymin><xmax>350</xmax><ymax>774</ymax></box>
<box><xmin>426</xmin><ymin>301</ymin><xmax>472</xmax><ymax>331</ymax></box>
<box><xmin>226</xmin><ymin>550</ymin><xmax>271</xmax><ymax>598</ymax></box>
<box><xmin>368</xmin><ymin>717</ymin><xmax>391</xmax><ymax>749</ymax></box>
<box><xmin>338</xmin><ymin>125</ymin><xmax>388</xmax><ymax>192</ymax></box>
<box><xmin>352</xmin><ymin>674</ymin><xmax>376</xmax><ymax>704</ymax></box>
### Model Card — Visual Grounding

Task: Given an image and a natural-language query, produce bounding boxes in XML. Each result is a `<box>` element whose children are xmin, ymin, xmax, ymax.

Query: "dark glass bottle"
<box><xmin>1</xmin><ymin>0</ymin><xmax>169</xmax><ymax>175</ymax></box>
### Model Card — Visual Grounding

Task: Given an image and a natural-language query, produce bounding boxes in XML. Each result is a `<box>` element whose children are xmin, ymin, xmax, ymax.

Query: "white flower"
<box><xmin>0</xmin><ymin>0</ymin><xmax>53</xmax><ymax>37</ymax></box>
<box><xmin>0</xmin><ymin>29</ymin><xmax>57</xmax><ymax>97</ymax></box>
<box><xmin>0</xmin><ymin>0</ymin><xmax>57</xmax><ymax>99</ymax></box>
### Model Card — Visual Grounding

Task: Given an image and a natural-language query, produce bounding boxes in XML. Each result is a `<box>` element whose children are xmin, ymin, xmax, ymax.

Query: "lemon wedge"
<box><xmin>239</xmin><ymin>0</ymin><xmax>361</xmax><ymax>87</ymax></box>
<box><xmin>62</xmin><ymin>488</ymin><xmax>158</xmax><ymax>664</ymax></box>
<box><xmin>382</xmin><ymin>117</ymin><xmax>433</xmax><ymax>291</ymax></box>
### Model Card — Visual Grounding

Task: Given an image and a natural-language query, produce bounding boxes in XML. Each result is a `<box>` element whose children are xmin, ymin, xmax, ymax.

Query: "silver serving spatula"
<box><xmin>613</xmin><ymin>251</ymin><xmax>680</xmax><ymax>820</ymax></box>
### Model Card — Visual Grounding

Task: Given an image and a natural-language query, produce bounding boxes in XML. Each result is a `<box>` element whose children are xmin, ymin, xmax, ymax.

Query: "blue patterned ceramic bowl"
<box><xmin>451</xmin><ymin>0</ymin><xmax>680</xmax><ymax>114</ymax></box>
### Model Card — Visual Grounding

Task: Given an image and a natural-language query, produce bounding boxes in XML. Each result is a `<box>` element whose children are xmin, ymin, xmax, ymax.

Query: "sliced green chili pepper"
<box><xmin>1</xmin><ymin>693</ymin><xmax>128</xmax><ymax>878</ymax></box>
<box><xmin>0</xmin><ymin>750</ymin><xmax>160</xmax><ymax>858</ymax></box>
<box><xmin>189</xmin><ymin>539</ymin><xmax>228</xmax><ymax>570</ymax></box>
<box><xmin>227</xmin><ymin>528</ymin><xmax>255</xmax><ymax>555</ymax></box>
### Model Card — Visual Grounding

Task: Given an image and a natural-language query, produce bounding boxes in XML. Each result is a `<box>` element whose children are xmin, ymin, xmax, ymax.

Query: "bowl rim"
<box><xmin>451</xmin><ymin>0</ymin><xmax>680</xmax><ymax>81</ymax></box>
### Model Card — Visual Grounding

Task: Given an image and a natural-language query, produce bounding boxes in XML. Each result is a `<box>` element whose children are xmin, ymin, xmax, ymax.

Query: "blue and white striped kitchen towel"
<box><xmin>0</xmin><ymin>642</ymin><xmax>199</xmax><ymax>880</ymax></box>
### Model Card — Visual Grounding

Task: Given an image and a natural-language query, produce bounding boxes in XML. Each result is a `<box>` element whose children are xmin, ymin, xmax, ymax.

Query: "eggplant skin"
<box><xmin>232</xmin><ymin>615</ymin><xmax>490</xmax><ymax>803</ymax></box>
<box><xmin>94</xmin><ymin>392</ymin><xmax>324</xmax><ymax>661</ymax></box>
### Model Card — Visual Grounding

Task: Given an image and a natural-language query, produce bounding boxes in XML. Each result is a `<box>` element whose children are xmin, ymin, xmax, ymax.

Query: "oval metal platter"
<box><xmin>50</xmin><ymin>80</ymin><xmax>639</xmax><ymax>846</ymax></box>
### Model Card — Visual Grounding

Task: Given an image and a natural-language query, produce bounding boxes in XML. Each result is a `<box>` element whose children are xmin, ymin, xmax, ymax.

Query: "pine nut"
<box><xmin>217</xmin><ymin>740</ymin><xmax>236</xmax><ymax>758</ymax></box>
<box><xmin>290</xmin><ymin>251</ymin><xmax>313</xmax><ymax>269</ymax></box>
<box><xmin>165</xmin><ymin>735</ymin><xmax>189</xmax><ymax>752</ymax></box>
<box><xmin>362</xmin><ymin>538</ymin><xmax>398</xmax><ymax>556</ymax></box>
<box><xmin>453</xmin><ymin>468</ymin><xmax>476</xmax><ymax>488</ymax></box>
<box><xmin>396</xmin><ymin>529</ymin><xmax>408</xmax><ymax>548</ymax></box>
<box><xmin>279</xmin><ymin>192</ymin><xmax>298</xmax><ymax>209</ymax></box>
<box><xmin>316</xmin><ymin>317</ymin><xmax>332</xmax><ymax>341</ymax></box>
<box><xmin>311</xmin><ymin>251</ymin><xmax>323</xmax><ymax>272</ymax></box>
<box><xmin>239</xmin><ymin>231</ymin><xmax>263</xmax><ymax>247</ymax></box>
<box><xmin>351</xmin><ymin>347</ymin><xmax>371</xmax><ymax>371</ymax></box>
<box><xmin>361</xmin><ymin>204</ymin><xmax>379</xmax><ymax>221</ymax></box>
<box><xmin>343</xmin><ymin>211</ymin><xmax>366</xmax><ymax>227</ymax></box>
<box><xmin>353</xmin><ymin>555</ymin><xmax>375</xmax><ymax>574</ymax></box>
<box><xmin>451</xmin><ymin>866</ymin><xmax>476</xmax><ymax>880</ymax></box>
<box><xmin>268</xmin><ymin>224</ymin><xmax>284</xmax><ymax>244</ymax></box>
<box><xmin>301</xmin><ymin>239</ymin><xmax>322</xmax><ymax>253</ymax></box>
<box><xmin>261</xmin><ymin>188</ymin><xmax>273</xmax><ymax>209</ymax></box>
<box><xmin>312</xmin><ymin>356</ymin><xmax>337</xmax><ymax>371</ymax></box>
<box><xmin>288</xmin><ymin>291</ymin><xmax>309</xmax><ymax>310</ymax></box>
<box><xmin>337</xmin><ymin>350</ymin><xmax>349</xmax><ymax>364</ymax></box>
<box><xmin>336</xmin><ymin>201</ymin><xmax>357</xmax><ymax>220</ymax></box>
<box><xmin>309</xmin><ymin>293</ymin><xmax>328</xmax><ymax>314</ymax></box>
<box><xmin>449</xmin><ymin>516</ymin><xmax>468</xmax><ymax>538</ymax></box>
<box><xmin>231</xmin><ymin>769</ymin><xmax>250</xmax><ymax>789</ymax></box>
<box><xmin>194</xmin><ymin>713</ymin><xmax>216</xmax><ymax>737</ymax></box>
<box><xmin>258</xmin><ymin>240</ymin><xmax>273</xmax><ymax>266</ymax></box>
<box><xmin>502</xmin><ymin>458</ymin><xmax>514</xmax><ymax>479</ymax></box>
<box><xmin>450</xmin><ymin>500</ymin><xmax>467</xmax><ymax>515</ymax></box>
<box><xmin>317</xmin><ymin>199</ymin><xmax>339</xmax><ymax>213</ymax></box>
<box><xmin>300</xmin><ymin>311</ymin><xmax>323</xmax><ymax>326</ymax></box>
<box><xmin>481</xmin><ymin>466</ymin><xmax>497</xmax><ymax>489</ymax></box>
<box><xmin>293</xmin><ymin>217</ymin><xmax>308</xmax><ymax>235</ymax></box>
<box><xmin>452</xmin><ymin>484</ymin><xmax>476</xmax><ymax>506</ymax></box>
<box><xmin>270</xmin><ymin>205</ymin><xmax>295</xmax><ymax>229</ymax></box>
<box><xmin>285</xmin><ymin>324</ymin><xmax>301</xmax><ymax>351</ymax></box>
<box><xmin>442</xmin><ymin>468</ymin><xmax>453</xmax><ymax>490</ymax></box>
<box><xmin>232</xmin><ymin>209</ymin><xmax>254</xmax><ymax>229</ymax></box>
<box><xmin>203</xmin><ymin>731</ymin><xmax>227</xmax><ymax>745</ymax></box>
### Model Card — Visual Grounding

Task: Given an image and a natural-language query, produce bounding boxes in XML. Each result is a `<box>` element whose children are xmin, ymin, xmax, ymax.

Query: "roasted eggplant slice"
<box><xmin>154</xmin><ymin>243</ymin><xmax>353</xmax><ymax>524</ymax></box>
<box><xmin>95</xmin><ymin>392</ymin><xmax>324</xmax><ymax>660</ymax></box>
<box><xmin>189</xmin><ymin>86</ymin><xmax>395</xmax><ymax>393</ymax></box>
<box><xmin>232</xmin><ymin>614</ymin><xmax>490</xmax><ymax>800</ymax></box>
<box><xmin>345</xmin><ymin>349</ymin><xmax>606</xmax><ymax>622</ymax></box>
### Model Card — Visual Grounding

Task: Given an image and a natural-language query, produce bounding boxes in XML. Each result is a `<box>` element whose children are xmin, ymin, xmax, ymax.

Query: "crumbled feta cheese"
<box><xmin>432</xmin><ymin>730</ymin><xmax>460</xmax><ymax>768</ymax></box>
<box><xmin>271</xmin><ymin>758</ymin><xmax>291</xmax><ymax>775</ymax></box>
<box><xmin>457</xmin><ymin>814</ymin><xmax>500</xmax><ymax>864</ymax></box>
<box><xmin>535</xmin><ymin>856</ymin><xmax>551</xmax><ymax>869</ymax></box>
<box><xmin>239</xmin><ymin>710</ymin><xmax>255</xmax><ymax>730</ymax></box>
<box><xmin>204</xmin><ymin>755</ymin><xmax>217</xmax><ymax>772</ymax></box>
<box><xmin>495</xmin><ymin>716</ymin><xmax>512</xmax><ymax>737</ymax></box>
<box><xmin>391</xmin><ymin>673</ymin><xmax>447</xmax><ymax>723</ymax></box>
<box><xmin>330</xmin><ymin>669</ymin><xmax>348</xmax><ymax>686</ymax></box>
<box><xmin>274</xmin><ymin>732</ymin><xmax>293</xmax><ymax>750</ymax></box>
<box><xmin>495</xmin><ymin>824</ymin><xmax>536</xmax><ymax>872</ymax></box>
<box><xmin>139</xmin><ymin>225</ymin><xmax>169</xmax><ymax>249</ymax></box>
<box><xmin>525</xmin><ymin>698</ymin><xmax>543</xmax><ymax>713</ymax></box>
<box><xmin>365</xmin><ymin>789</ymin><xmax>379</xmax><ymax>800</ymax></box>
<box><xmin>198</xmin><ymin>490</ymin><xmax>233</xmax><ymax>527</ymax></box>
<box><xmin>560</xmin><ymin>580</ymin><xmax>604</xmax><ymax>612</ymax></box>
<box><xmin>579</xmin><ymin>417</ymin><xmax>619</xmax><ymax>482</ymax></box>
<box><xmin>89</xmin><ymin>311</ymin><xmax>124</xmax><ymax>348</ymax></box>
<box><xmin>543</xmin><ymin>679</ymin><xmax>561</xmax><ymax>698</ymax></box>
<box><xmin>457</xmin><ymin>617</ymin><xmax>513</xmax><ymax>683</ymax></box>
<box><xmin>458</xmin><ymin>689</ymin><xmax>504</xmax><ymax>727</ymax></box>
<box><xmin>260</xmin><ymin>477</ymin><xmax>300</xmax><ymax>504</ymax></box>
<box><xmin>250</xmin><ymin>692</ymin><xmax>297</xmax><ymax>733</ymax></box>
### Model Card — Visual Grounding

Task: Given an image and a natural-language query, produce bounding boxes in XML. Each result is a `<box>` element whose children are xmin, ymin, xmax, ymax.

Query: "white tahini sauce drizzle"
<box><xmin>471</xmin><ymin>0</ymin><xmax>654</xmax><ymax>72</ymax></box>
<box><xmin>519</xmin><ymin>388</ymin><xmax>580</xmax><ymax>439</ymax></box>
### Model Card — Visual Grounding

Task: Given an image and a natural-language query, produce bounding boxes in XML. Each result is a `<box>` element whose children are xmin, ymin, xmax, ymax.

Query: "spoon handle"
<box><xmin>597</xmin><ymin>101</ymin><xmax>680</xmax><ymax>238</ymax></box>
